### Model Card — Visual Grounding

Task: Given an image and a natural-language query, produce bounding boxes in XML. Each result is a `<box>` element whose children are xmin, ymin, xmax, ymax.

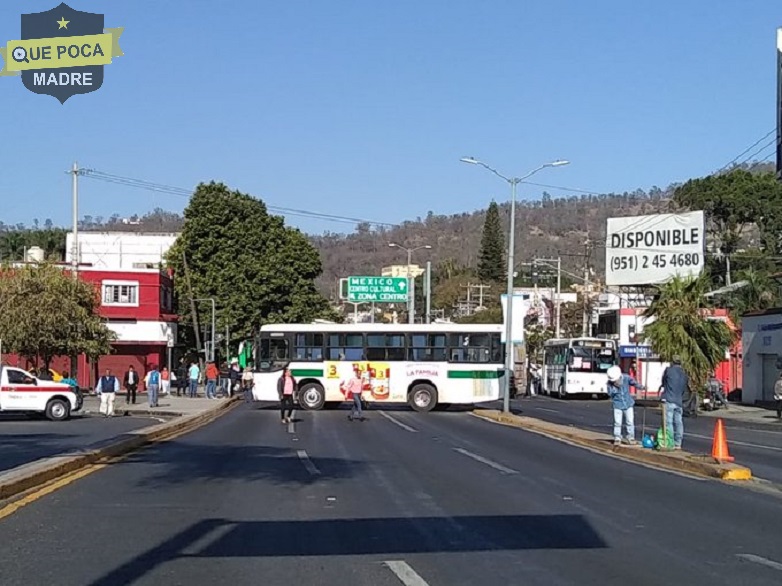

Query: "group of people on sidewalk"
<box><xmin>607</xmin><ymin>355</ymin><xmax>689</xmax><ymax>449</ymax></box>
<box><xmin>94</xmin><ymin>365</ymin><xmax>167</xmax><ymax>417</ymax></box>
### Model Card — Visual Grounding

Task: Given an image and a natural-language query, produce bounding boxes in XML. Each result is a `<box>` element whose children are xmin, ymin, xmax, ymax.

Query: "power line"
<box><xmin>716</xmin><ymin>128</ymin><xmax>777</xmax><ymax>173</ymax></box>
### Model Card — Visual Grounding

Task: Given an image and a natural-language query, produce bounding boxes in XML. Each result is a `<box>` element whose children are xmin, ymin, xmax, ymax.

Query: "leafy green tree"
<box><xmin>166</xmin><ymin>182</ymin><xmax>338</xmax><ymax>351</ymax></box>
<box><xmin>455</xmin><ymin>307</ymin><xmax>502</xmax><ymax>324</ymax></box>
<box><xmin>642</xmin><ymin>275</ymin><xmax>736</xmax><ymax>391</ymax></box>
<box><xmin>477</xmin><ymin>201</ymin><xmax>505</xmax><ymax>282</ymax></box>
<box><xmin>0</xmin><ymin>263</ymin><xmax>115</xmax><ymax>367</ymax></box>
<box><xmin>673</xmin><ymin>169</ymin><xmax>782</xmax><ymax>266</ymax></box>
<box><xmin>525</xmin><ymin>322</ymin><xmax>553</xmax><ymax>361</ymax></box>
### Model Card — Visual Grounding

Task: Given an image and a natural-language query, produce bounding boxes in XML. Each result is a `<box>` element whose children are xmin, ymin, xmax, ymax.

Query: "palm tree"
<box><xmin>0</xmin><ymin>232</ymin><xmax>26</xmax><ymax>262</ymax></box>
<box><xmin>726</xmin><ymin>267</ymin><xmax>780</xmax><ymax>319</ymax></box>
<box><xmin>643</xmin><ymin>275</ymin><xmax>736</xmax><ymax>391</ymax></box>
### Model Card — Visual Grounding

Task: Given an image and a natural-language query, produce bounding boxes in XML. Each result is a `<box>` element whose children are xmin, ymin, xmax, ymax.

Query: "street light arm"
<box><xmin>464</xmin><ymin>159</ymin><xmax>513</xmax><ymax>183</ymax></box>
<box><xmin>516</xmin><ymin>164</ymin><xmax>551</xmax><ymax>184</ymax></box>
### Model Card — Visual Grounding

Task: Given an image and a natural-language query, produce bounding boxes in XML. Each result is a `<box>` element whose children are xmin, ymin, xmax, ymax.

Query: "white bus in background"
<box><xmin>253</xmin><ymin>323</ymin><xmax>506</xmax><ymax>412</ymax></box>
<box><xmin>542</xmin><ymin>338</ymin><xmax>617</xmax><ymax>398</ymax></box>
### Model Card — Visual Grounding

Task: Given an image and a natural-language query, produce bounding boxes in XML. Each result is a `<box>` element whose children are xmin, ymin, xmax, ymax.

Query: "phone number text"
<box><xmin>609</xmin><ymin>253</ymin><xmax>701</xmax><ymax>272</ymax></box>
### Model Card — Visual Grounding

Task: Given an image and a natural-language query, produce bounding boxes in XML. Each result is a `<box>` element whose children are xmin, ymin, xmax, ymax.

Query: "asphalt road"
<box><xmin>514</xmin><ymin>395</ymin><xmax>782</xmax><ymax>485</ymax></box>
<box><xmin>0</xmin><ymin>413</ymin><xmax>160</xmax><ymax>473</ymax></box>
<box><xmin>0</xmin><ymin>404</ymin><xmax>781</xmax><ymax>585</ymax></box>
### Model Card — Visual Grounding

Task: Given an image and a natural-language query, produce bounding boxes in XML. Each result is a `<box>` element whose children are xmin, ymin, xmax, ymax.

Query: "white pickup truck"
<box><xmin>0</xmin><ymin>365</ymin><xmax>82</xmax><ymax>421</ymax></box>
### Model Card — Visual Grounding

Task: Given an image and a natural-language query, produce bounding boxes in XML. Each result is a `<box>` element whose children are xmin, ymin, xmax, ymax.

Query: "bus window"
<box><xmin>294</xmin><ymin>333</ymin><xmax>324</xmax><ymax>361</ymax></box>
<box><xmin>567</xmin><ymin>347</ymin><xmax>593</xmax><ymax>371</ymax></box>
<box><xmin>408</xmin><ymin>334</ymin><xmax>447</xmax><ymax>361</ymax></box>
<box><xmin>259</xmin><ymin>337</ymin><xmax>290</xmax><ymax>372</ymax></box>
<box><xmin>366</xmin><ymin>334</ymin><xmax>406</xmax><ymax>361</ymax></box>
<box><xmin>327</xmin><ymin>333</ymin><xmax>364</xmax><ymax>361</ymax></box>
<box><xmin>449</xmin><ymin>334</ymin><xmax>493</xmax><ymax>363</ymax></box>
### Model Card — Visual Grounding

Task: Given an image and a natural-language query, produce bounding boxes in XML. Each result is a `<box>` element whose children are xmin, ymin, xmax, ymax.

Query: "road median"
<box><xmin>473</xmin><ymin>409</ymin><xmax>752</xmax><ymax>481</ymax></box>
<box><xmin>0</xmin><ymin>397</ymin><xmax>239</xmax><ymax>501</ymax></box>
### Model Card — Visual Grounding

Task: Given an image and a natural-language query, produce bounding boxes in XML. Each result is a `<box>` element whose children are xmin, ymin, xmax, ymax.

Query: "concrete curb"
<box><xmin>473</xmin><ymin>409</ymin><xmax>753</xmax><ymax>481</ymax></box>
<box><xmin>0</xmin><ymin>396</ymin><xmax>240</xmax><ymax>501</ymax></box>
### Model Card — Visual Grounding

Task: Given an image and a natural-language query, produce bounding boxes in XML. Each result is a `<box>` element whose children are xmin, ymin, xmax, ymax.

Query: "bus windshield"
<box><xmin>567</xmin><ymin>347</ymin><xmax>616</xmax><ymax>373</ymax></box>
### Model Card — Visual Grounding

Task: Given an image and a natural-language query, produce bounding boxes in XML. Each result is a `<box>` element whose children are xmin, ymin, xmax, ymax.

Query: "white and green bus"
<box><xmin>541</xmin><ymin>337</ymin><xmax>617</xmax><ymax>398</ymax></box>
<box><xmin>253</xmin><ymin>323</ymin><xmax>506</xmax><ymax>412</ymax></box>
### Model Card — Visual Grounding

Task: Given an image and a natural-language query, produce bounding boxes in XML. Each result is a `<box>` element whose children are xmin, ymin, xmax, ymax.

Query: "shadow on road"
<box><xmin>88</xmin><ymin>514</ymin><xmax>607</xmax><ymax>586</ymax></box>
<box><xmin>0</xmin><ymin>432</ymin><xmax>73</xmax><ymax>472</ymax></box>
<box><xmin>118</xmin><ymin>443</ymin><xmax>367</xmax><ymax>489</ymax></box>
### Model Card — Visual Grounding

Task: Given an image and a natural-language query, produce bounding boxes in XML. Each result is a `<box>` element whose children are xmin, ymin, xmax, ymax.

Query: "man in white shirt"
<box><xmin>96</xmin><ymin>368</ymin><xmax>120</xmax><ymax>417</ymax></box>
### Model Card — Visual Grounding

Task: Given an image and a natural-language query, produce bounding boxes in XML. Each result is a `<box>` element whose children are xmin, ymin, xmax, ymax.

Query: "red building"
<box><xmin>4</xmin><ymin>266</ymin><xmax>177</xmax><ymax>389</ymax></box>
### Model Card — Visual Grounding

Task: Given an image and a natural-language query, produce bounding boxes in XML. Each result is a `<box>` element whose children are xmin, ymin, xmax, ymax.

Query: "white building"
<box><xmin>66</xmin><ymin>232</ymin><xmax>180</xmax><ymax>270</ymax></box>
<box><xmin>741</xmin><ymin>309</ymin><xmax>782</xmax><ymax>404</ymax></box>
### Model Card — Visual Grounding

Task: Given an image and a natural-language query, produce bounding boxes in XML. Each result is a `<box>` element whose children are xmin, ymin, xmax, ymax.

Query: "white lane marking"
<box><xmin>297</xmin><ymin>450</ymin><xmax>321</xmax><ymax>476</ymax></box>
<box><xmin>453</xmin><ymin>447</ymin><xmax>518</xmax><ymax>475</ymax></box>
<box><xmin>378</xmin><ymin>410</ymin><xmax>418</xmax><ymax>432</ymax></box>
<box><xmin>736</xmin><ymin>553</ymin><xmax>782</xmax><ymax>572</ymax></box>
<box><xmin>287</xmin><ymin>421</ymin><xmax>295</xmax><ymax>434</ymax></box>
<box><xmin>535</xmin><ymin>407</ymin><xmax>559</xmax><ymax>413</ymax></box>
<box><xmin>384</xmin><ymin>560</ymin><xmax>430</xmax><ymax>586</ymax></box>
<box><xmin>687</xmin><ymin>433</ymin><xmax>782</xmax><ymax>452</ymax></box>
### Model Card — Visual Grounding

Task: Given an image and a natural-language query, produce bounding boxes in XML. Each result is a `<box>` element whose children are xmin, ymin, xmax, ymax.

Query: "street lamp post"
<box><xmin>389</xmin><ymin>243</ymin><xmax>431</xmax><ymax>324</ymax></box>
<box><xmin>460</xmin><ymin>157</ymin><xmax>569</xmax><ymax>413</ymax></box>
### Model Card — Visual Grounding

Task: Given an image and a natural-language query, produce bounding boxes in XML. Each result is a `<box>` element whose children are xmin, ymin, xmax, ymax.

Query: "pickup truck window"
<box><xmin>6</xmin><ymin>370</ymin><xmax>36</xmax><ymax>385</ymax></box>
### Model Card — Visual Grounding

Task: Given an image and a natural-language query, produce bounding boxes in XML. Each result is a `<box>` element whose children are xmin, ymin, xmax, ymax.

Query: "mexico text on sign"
<box><xmin>347</xmin><ymin>276</ymin><xmax>408</xmax><ymax>303</ymax></box>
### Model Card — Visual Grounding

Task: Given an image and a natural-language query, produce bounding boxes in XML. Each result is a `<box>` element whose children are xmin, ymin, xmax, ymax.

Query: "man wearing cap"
<box><xmin>606</xmin><ymin>365</ymin><xmax>644</xmax><ymax>446</ymax></box>
<box><xmin>661</xmin><ymin>355</ymin><xmax>689</xmax><ymax>450</ymax></box>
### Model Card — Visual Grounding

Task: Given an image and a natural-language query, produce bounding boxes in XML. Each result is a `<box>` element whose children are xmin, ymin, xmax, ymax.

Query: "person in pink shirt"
<box><xmin>276</xmin><ymin>367</ymin><xmax>297</xmax><ymax>424</ymax></box>
<box><xmin>345</xmin><ymin>368</ymin><xmax>365</xmax><ymax>422</ymax></box>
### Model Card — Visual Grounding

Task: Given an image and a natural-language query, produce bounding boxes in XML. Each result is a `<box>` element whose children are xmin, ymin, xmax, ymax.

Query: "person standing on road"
<box><xmin>123</xmin><ymin>365</ymin><xmax>139</xmax><ymax>405</ymax></box>
<box><xmin>205</xmin><ymin>361</ymin><xmax>219</xmax><ymax>400</ymax></box>
<box><xmin>60</xmin><ymin>371</ymin><xmax>78</xmax><ymax>388</ymax></box>
<box><xmin>661</xmin><ymin>355</ymin><xmax>689</xmax><ymax>450</ymax></box>
<box><xmin>345</xmin><ymin>367</ymin><xmax>365</xmax><ymax>422</ymax></box>
<box><xmin>774</xmin><ymin>372</ymin><xmax>782</xmax><ymax>420</ymax></box>
<box><xmin>606</xmin><ymin>365</ymin><xmax>644</xmax><ymax>446</ymax></box>
<box><xmin>160</xmin><ymin>367</ymin><xmax>171</xmax><ymax>396</ymax></box>
<box><xmin>229</xmin><ymin>360</ymin><xmax>242</xmax><ymax>398</ymax></box>
<box><xmin>277</xmin><ymin>367</ymin><xmax>297</xmax><ymax>424</ymax></box>
<box><xmin>95</xmin><ymin>368</ymin><xmax>119</xmax><ymax>417</ymax></box>
<box><xmin>242</xmin><ymin>366</ymin><xmax>254</xmax><ymax>404</ymax></box>
<box><xmin>188</xmin><ymin>361</ymin><xmax>200</xmax><ymax>398</ymax></box>
<box><xmin>145</xmin><ymin>365</ymin><xmax>161</xmax><ymax>408</ymax></box>
<box><xmin>176</xmin><ymin>359</ymin><xmax>188</xmax><ymax>397</ymax></box>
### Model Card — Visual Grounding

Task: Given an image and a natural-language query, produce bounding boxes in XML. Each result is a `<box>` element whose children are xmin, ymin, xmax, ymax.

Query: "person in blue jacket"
<box><xmin>607</xmin><ymin>365</ymin><xmax>645</xmax><ymax>446</ymax></box>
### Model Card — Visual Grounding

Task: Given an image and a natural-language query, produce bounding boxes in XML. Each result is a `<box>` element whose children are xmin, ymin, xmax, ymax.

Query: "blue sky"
<box><xmin>1</xmin><ymin>0</ymin><xmax>780</xmax><ymax>234</ymax></box>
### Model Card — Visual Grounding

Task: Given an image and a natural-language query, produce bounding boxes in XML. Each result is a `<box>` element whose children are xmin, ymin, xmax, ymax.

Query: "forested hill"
<box><xmin>1</xmin><ymin>189</ymin><xmax>675</xmax><ymax>297</ymax></box>
<box><xmin>312</xmin><ymin>188</ymin><xmax>673</xmax><ymax>296</ymax></box>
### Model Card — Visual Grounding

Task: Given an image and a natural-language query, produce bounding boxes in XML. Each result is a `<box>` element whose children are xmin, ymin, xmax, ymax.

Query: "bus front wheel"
<box><xmin>298</xmin><ymin>382</ymin><xmax>325</xmax><ymax>411</ymax></box>
<box><xmin>409</xmin><ymin>384</ymin><xmax>438</xmax><ymax>413</ymax></box>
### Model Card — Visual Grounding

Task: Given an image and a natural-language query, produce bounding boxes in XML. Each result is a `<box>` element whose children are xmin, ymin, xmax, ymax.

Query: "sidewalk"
<box><xmin>81</xmin><ymin>392</ymin><xmax>236</xmax><ymax>418</ymax></box>
<box><xmin>697</xmin><ymin>403</ymin><xmax>782</xmax><ymax>427</ymax></box>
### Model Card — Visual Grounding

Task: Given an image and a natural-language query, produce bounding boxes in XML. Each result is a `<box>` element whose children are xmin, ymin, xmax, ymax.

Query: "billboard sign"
<box><xmin>345</xmin><ymin>276</ymin><xmax>408</xmax><ymax>303</ymax></box>
<box><xmin>500</xmin><ymin>293</ymin><xmax>531</xmax><ymax>344</ymax></box>
<box><xmin>605</xmin><ymin>211</ymin><xmax>705</xmax><ymax>286</ymax></box>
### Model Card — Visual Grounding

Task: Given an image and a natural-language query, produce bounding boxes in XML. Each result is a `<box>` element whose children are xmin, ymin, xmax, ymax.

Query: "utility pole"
<box><xmin>582</xmin><ymin>239</ymin><xmax>592</xmax><ymax>337</ymax></box>
<box><xmin>69</xmin><ymin>162</ymin><xmax>80</xmax><ymax>278</ymax></box>
<box><xmin>425</xmin><ymin>261</ymin><xmax>432</xmax><ymax>324</ymax></box>
<box><xmin>532</xmin><ymin>257</ymin><xmax>562</xmax><ymax>339</ymax></box>
<box><xmin>777</xmin><ymin>27</ymin><xmax>781</xmax><ymax>181</ymax></box>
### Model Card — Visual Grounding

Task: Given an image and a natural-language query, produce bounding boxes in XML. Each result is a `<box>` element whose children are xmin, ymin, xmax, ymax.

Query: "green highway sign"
<box><xmin>346</xmin><ymin>276</ymin><xmax>408</xmax><ymax>303</ymax></box>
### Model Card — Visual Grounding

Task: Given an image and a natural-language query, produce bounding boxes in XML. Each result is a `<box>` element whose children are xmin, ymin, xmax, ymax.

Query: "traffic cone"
<box><xmin>711</xmin><ymin>418</ymin><xmax>734</xmax><ymax>462</ymax></box>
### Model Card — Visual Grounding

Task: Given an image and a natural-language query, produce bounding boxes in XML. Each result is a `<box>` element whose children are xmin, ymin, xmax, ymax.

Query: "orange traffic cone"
<box><xmin>711</xmin><ymin>418</ymin><xmax>734</xmax><ymax>462</ymax></box>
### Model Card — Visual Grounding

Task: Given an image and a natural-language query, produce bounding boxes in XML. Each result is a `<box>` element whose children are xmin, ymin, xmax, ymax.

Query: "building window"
<box><xmin>160</xmin><ymin>286</ymin><xmax>173</xmax><ymax>312</ymax></box>
<box><xmin>102</xmin><ymin>281</ymin><xmax>139</xmax><ymax>306</ymax></box>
